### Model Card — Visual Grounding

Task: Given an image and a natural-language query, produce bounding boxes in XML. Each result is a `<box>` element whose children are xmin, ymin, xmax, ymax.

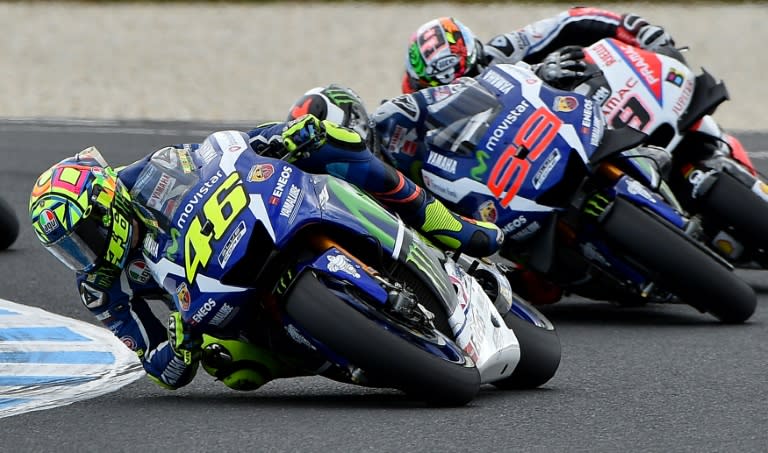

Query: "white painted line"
<box><xmin>0</xmin><ymin>298</ymin><xmax>144</xmax><ymax>419</ymax></box>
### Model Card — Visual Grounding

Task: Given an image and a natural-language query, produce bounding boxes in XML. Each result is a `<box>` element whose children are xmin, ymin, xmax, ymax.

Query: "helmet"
<box><xmin>29</xmin><ymin>146</ymin><xmax>135</xmax><ymax>274</ymax></box>
<box><xmin>403</xmin><ymin>17</ymin><xmax>481</xmax><ymax>93</ymax></box>
<box><xmin>286</xmin><ymin>84</ymin><xmax>376</xmax><ymax>151</ymax></box>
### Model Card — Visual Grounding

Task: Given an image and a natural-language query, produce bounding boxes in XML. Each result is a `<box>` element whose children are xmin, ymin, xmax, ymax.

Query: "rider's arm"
<box><xmin>483</xmin><ymin>7</ymin><xmax>673</xmax><ymax>65</ymax></box>
<box><xmin>76</xmin><ymin>272</ymin><xmax>199</xmax><ymax>389</ymax></box>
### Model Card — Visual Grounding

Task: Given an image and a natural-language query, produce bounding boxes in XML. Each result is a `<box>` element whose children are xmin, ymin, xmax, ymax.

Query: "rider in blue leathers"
<box><xmin>30</xmin><ymin>116</ymin><xmax>502</xmax><ymax>390</ymax></box>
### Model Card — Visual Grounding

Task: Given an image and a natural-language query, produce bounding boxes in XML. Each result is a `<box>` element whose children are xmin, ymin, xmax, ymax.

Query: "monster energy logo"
<box><xmin>405</xmin><ymin>240</ymin><xmax>452</xmax><ymax>300</ymax></box>
<box><xmin>408</xmin><ymin>43</ymin><xmax>427</xmax><ymax>76</ymax></box>
<box><xmin>275</xmin><ymin>269</ymin><xmax>295</xmax><ymax>295</ymax></box>
<box><xmin>327</xmin><ymin>179</ymin><xmax>398</xmax><ymax>249</ymax></box>
<box><xmin>584</xmin><ymin>193</ymin><xmax>610</xmax><ymax>218</ymax></box>
<box><xmin>324</xmin><ymin>88</ymin><xmax>358</xmax><ymax>105</ymax></box>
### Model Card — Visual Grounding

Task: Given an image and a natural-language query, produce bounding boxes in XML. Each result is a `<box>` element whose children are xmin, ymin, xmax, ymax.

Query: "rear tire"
<box><xmin>284</xmin><ymin>271</ymin><xmax>481</xmax><ymax>406</ymax></box>
<box><xmin>698</xmin><ymin>172</ymin><xmax>768</xmax><ymax>259</ymax></box>
<box><xmin>0</xmin><ymin>197</ymin><xmax>19</xmax><ymax>250</ymax></box>
<box><xmin>600</xmin><ymin>198</ymin><xmax>756</xmax><ymax>323</ymax></box>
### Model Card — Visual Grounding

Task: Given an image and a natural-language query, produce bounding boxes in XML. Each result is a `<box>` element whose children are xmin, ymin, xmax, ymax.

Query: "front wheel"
<box><xmin>492</xmin><ymin>299</ymin><xmax>561</xmax><ymax>390</ymax></box>
<box><xmin>600</xmin><ymin>198</ymin><xmax>756</xmax><ymax>323</ymax></box>
<box><xmin>284</xmin><ymin>271</ymin><xmax>481</xmax><ymax>406</ymax></box>
<box><xmin>0</xmin><ymin>197</ymin><xmax>19</xmax><ymax>250</ymax></box>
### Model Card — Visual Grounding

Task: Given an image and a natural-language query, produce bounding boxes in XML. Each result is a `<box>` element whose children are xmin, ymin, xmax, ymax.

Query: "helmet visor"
<box><xmin>45</xmin><ymin>213</ymin><xmax>111</xmax><ymax>272</ymax></box>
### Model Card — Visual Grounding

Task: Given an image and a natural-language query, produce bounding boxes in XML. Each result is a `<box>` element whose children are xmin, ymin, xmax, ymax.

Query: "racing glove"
<box><xmin>534</xmin><ymin>46</ymin><xmax>587</xmax><ymax>90</ymax></box>
<box><xmin>622</xmin><ymin>14</ymin><xmax>675</xmax><ymax>51</ymax></box>
<box><xmin>168</xmin><ymin>311</ymin><xmax>202</xmax><ymax>365</ymax></box>
<box><xmin>281</xmin><ymin>113</ymin><xmax>327</xmax><ymax>161</ymax></box>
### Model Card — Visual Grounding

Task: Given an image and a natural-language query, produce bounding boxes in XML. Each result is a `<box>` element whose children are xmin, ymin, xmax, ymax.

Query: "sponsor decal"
<box><xmin>501</xmin><ymin>215</ymin><xmax>528</xmax><ymax>235</ymax></box>
<box><xmin>217</xmin><ymin>221</ymin><xmax>247</xmax><ymax>268</ymax></box>
<box><xmin>387</xmin><ymin>125</ymin><xmax>406</xmax><ymax>155</ymax></box>
<box><xmin>176</xmin><ymin>170</ymin><xmax>223</xmax><ymax>229</ymax></box>
<box><xmin>269</xmin><ymin>166</ymin><xmax>293</xmax><ymax>205</ymax></box>
<box><xmin>176</xmin><ymin>282</ymin><xmax>191</xmax><ymax>311</ymax></box>
<box><xmin>191</xmin><ymin>298</ymin><xmax>216</xmax><ymax>324</ymax></box>
<box><xmin>626</xmin><ymin>179</ymin><xmax>657</xmax><ymax>203</ymax></box>
<box><xmin>590</xmin><ymin>115</ymin><xmax>604</xmax><ymax>147</ymax></box>
<box><xmin>510</xmin><ymin>221</ymin><xmax>541</xmax><ymax>240</ymax></box>
<box><xmin>319</xmin><ymin>184</ymin><xmax>329</xmax><ymax>209</ymax></box>
<box><xmin>79</xmin><ymin>282</ymin><xmax>106</xmax><ymax>308</ymax></box>
<box><xmin>591</xmin><ymin>86</ymin><xmax>611</xmax><ymax>106</ymax></box>
<box><xmin>197</xmin><ymin>142</ymin><xmax>218</xmax><ymax>165</ymax></box>
<box><xmin>209</xmin><ymin>303</ymin><xmax>237</xmax><ymax>327</ymax></box>
<box><xmin>143</xmin><ymin>234</ymin><xmax>159</xmax><ymax>258</ymax></box>
<box><xmin>178</xmin><ymin>149</ymin><xmax>194</xmax><ymax>174</ymax></box>
<box><xmin>127</xmin><ymin>260</ymin><xmax>152</xmax><ymax>283</ymax></box>
<box><xmin>486</xmin><ymin>100</ymin><xmax>530</xmax><ymax>152</ymax></box>
<box><xmin>481</xmin><ymin>69</ymin><xmax>514</xmax><ymax>94</ymax></box>
<box><xmin>40</xmin><ymin>209</ymin><xmax>59</xmax><ymax>235</ymax></box>
<box><xmin>390</xmin><ymin>95</ymin><xmax>419</xmax><ymax>121</ymax></box>
<box><xmin>615</xmin><ymin>41</ymin><xmax>662</xmax><ymax>100</ymax></box>
<box><xmin>475</xmin><ymin>200</ymin><xmax>498</xmax><ymax>223</ymax></box>
<box><xmin>581</xmin><ymin>99</ymin><xmax>594</xmax><ymax>135</ymax></box>
<box><xmin>426</xmin><ymin>152</ymin><xmax>457</xmax><ymax>174</ymax></box>
<box><xmin>532</xmin><ymin>148</ymin><xmax>561</xmax><ymax>189</ymax></box>
<box><xmin>672</xmin><ymin>78</ymin><xmax>695</xmax><ymax>116</ymax></box>
<box><xmin>228</xmin><ymin>145</ymin><xmax>242</xmax><ymax>153</ymax></box>
<box><xmin>327</xmin><ymin>254</ymin><xmax>360</xmax><ymax>278</ymax></box>
<box><xmin>553</xmin><ymin>96</ymin><xmax>579</xmax><ymax>113</ymax></box>
<box><xmin>666</xmin><ymin>69</ymin><xmax>685</xmax><ymax>87</ymax></box>
<box><xmin>402</xmin><ymin>141</ymin><xmax>418</xmax><ymax>156</ymax></box>
<box><xmin>591</xmin><ymin>42</ymin><xmax>616</xmax><ymax>66</ymax></box>
<box><xmin>247</xmin><ymin>163</ymin><xmax>275</xmax><ymax>182</ymax></box>
<box><xmin>285</xmin><ymin>324</ymin><xmax>316</xmax><ymax>350</ymax></box>
<box><xmin>422</xmin><ymin>173</ymin><xmax>460</xmax><ymax>202</ymax></box>
<box><xmin>434</xmin><ymin>54</ymin><xmax>459</xmax><ymax>72</ymax></box>
<box><xmin>279</xmin><ymin>184</ymin><xmax>302</xmax><ymax>220</ymax></box>
<box><xmin>430</xmin><ymin>84</ymin><xmax>462</xmax><ymax>102</ymax></box>
<box><xmin>121</xmin><ymin>336</ymin><xmax>137</xmax><ymax>350</ymax></box>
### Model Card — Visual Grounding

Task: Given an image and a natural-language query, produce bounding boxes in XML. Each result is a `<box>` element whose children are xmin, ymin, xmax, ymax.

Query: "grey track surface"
<box><xmin>0</xmin><ymin>121</ymin><xmax>766</xmax><ymax>452</ymax></box>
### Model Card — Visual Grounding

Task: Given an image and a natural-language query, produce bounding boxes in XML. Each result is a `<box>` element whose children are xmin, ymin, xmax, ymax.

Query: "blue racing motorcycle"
<box><xmin>376</xmin><ymin>64</ymin><xmax>756</xmax><ymax>323</ymax></box>
<box><xmin>131</xmin><ymin>130</ymin><xmax>561</xmax><ymax>406</ymax></box>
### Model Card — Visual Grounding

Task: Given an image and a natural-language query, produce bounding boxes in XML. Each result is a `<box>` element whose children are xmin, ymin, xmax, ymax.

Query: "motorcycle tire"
<box><xmin>0</xmin><ymin>196</ymin><xmax>19</xmax><ymax>250</ymax></box>
<box><xmin>600</xmin><ymin>197</ymin><xmax>756</xmax><ymax>323</ymax></box>
<box><xmin>698</xmin><ymin>171</ymin><xmax>768</xmax><ymax>263</ymax></box>
<box><xmin>284</xmin><ymin>270</ymin><xmax>481</xmax><ymax>406</ymax></box>
<box><xmin>492</xmin><ymin>302</ymin><xmax>561</xmax><ymax>390</ymax></box>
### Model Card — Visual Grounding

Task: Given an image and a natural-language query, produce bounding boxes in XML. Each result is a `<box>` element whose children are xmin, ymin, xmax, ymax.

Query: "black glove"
<box><xmin>534</xmin><ymin>46</ymin><xmax>587</xmax><ymax>90</ymax></box>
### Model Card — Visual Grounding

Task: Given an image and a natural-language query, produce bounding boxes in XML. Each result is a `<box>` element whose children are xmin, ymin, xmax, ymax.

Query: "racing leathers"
<box><xmin>402</xmin><ymin>7</ymin><xmax>675</xmax><ymax>93</ymax></box>
<box><xmin>77</xmin><ymin>117</ymin><xmax>502</xmax><ymax>389</ymax></box>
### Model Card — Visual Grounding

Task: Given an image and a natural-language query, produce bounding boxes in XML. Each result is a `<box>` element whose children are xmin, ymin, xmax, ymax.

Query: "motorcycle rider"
<box><xmin>28</xmin><ymin>116</ymin><xmax>502</xmax><ymax>391</ymax></box>
<box><xmin>401</xmin><ymin>7</ymin><xmax>675</xmax><ymax>93</ymax></box>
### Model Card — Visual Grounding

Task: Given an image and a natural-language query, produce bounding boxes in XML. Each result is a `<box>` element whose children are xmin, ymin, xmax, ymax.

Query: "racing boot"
<box><xmin>372</xmin><ymin>171</ymin><xmax>503</xmax><ymax>257</ymax></box>
<box><xmin>201</xmin><ymin>335</ymin><xmax>300</xmax><ymax>391</ymax></box>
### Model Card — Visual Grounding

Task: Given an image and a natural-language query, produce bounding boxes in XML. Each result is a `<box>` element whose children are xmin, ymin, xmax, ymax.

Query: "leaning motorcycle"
<box><xmin>569</xmin><ymin>38</ymin><xmax>768</xmax><ymax>269</ymax></box>
<box><xmin>383</xmin><ymin>64</ymin><xmax>755</xmax><ymax>323</ymax></box>
<box><xmin>125</xmin><ymin>131</ymin><xmax>560</xmax><ymax>406</ymax></box>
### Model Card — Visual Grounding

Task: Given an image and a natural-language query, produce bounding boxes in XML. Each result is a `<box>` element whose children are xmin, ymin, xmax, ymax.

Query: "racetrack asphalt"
<box><xmin>0</xmin><ymin>120</ymin><xmax>765</xmax><ymax>452</ymax></box>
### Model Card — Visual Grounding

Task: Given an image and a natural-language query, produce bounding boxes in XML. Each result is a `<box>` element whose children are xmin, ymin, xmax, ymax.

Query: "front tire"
<box><xmin>284</xmin><ymin>271</ymin><xmax>481</xmax><ymax>406</ymax></box>
<box><xmin>493</xmin><ymin>301</ymin><xmax>561</xmax><ymax>390</ymax></box>
<box><xmin>0</xmin><ymin>197</ymin><xmax>19</xmax><ymax>250</ymax></box>
<box><xmin>600</xmin><ymin>198</ymin><xmax>756</xmax><ymax>323</ymax></box>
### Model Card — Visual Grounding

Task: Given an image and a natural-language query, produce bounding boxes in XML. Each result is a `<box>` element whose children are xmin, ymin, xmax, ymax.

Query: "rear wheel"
<box><xmin>284</xmin><ymin>271</ymin><xmax>481</xmax><ymax>406</ymax></box>
<box><xmin>600</xmin><ymin>198</ymin><xmax>756</xmax><ymax>323</ymax></box>
<box><xmin>698</xmin><ymin>172</ymin><xmax>768</xmax><ymax>264</ymax></box>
